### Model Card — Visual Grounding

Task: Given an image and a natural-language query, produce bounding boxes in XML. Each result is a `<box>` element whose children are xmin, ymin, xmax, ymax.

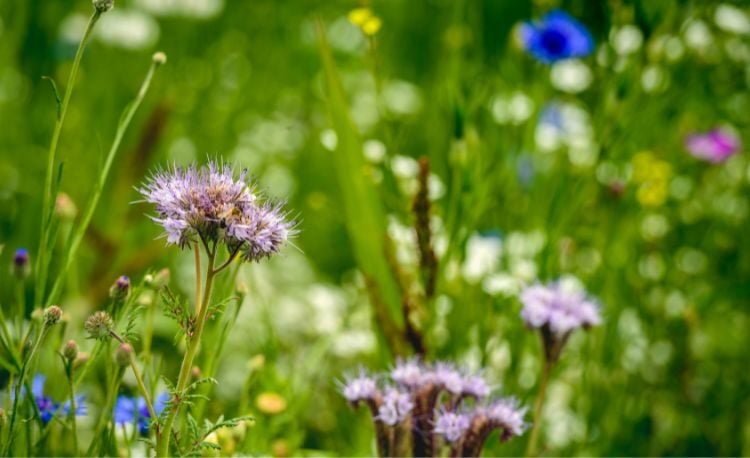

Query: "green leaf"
<box><xmin>315</xmin><ymin>20</ymin><xmax>403</xmax><ymax>335</ymax></box>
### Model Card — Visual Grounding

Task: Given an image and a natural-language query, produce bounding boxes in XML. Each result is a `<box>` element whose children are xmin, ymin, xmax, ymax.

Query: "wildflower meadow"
<box><xmin>0</xmin><ymin>0</ymin><xmax>749</xmax><ymax>456</ymax></box>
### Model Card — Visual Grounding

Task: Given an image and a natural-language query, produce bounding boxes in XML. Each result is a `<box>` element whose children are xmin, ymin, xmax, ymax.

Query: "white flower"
<box><xmin>611</xmin><ymin>25</ymin><xmax>644</xmax><ymax>55</ymax></box>
<box><xmin>715</xmin><ymin>4</ymin><xmax>750</xmax><ymax>35</ymax></box>
<box><xmin>550</xmin><ymin>60</ymin><xmax>592</xmax><ymax>93</ymax></box>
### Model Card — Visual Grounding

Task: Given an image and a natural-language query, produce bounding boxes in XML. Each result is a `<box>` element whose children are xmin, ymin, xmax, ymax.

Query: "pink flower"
<box><xmin>685</xmin><ymin>128</ymin><xmax>741</xmax><ymax>163</ymax></box>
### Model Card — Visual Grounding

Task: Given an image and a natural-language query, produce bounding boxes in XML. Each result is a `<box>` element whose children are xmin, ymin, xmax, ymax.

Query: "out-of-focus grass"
<box><xmin>0</xmin><ymin>0</ymin><xmax>749</xmax><ymax>456</ymax></box>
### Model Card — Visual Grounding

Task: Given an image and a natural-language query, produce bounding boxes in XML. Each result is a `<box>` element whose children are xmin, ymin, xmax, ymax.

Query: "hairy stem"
<box><xmin>156</xmin><ymin>252</ymin><xmax>217</xmax><ymax>456</ymax></box>
<box><xmin>35</xmin><ymin>10</ymin><xmax>102</xmax><ymax>309</ymax></box>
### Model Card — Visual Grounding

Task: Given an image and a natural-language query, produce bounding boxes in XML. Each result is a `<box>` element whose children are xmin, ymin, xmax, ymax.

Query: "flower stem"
<box><xmin>66</xmin><ymin>367</ymin><xmax>79</xmax><ymax>455</ymax></box>
<box><xmin>35</xmin><ymin>10</ymin><xmax>101</xmax><ymax>309</ymax></box>
<box><xmin>4</xmin><ymin>325</ymin><xmax>49</xmax><ymax>455</ymax></box>
<box><xmin>156</xmin><ymin>252</ymin><xmax>217</xmax><ymax>457</ymax></box>
<box><xmin>525</xmin><ymin>360</ymin><xmax>552</xmax><ymax>457</ymax></box>
<box><xmin>46</xmin><ymin>52</ymin><xmax>165</xmax><ymax>305</ymax></box>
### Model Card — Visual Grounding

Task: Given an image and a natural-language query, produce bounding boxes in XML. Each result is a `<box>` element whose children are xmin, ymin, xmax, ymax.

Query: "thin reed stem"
<box><xmin>525</xmin><ymin>360</ymin><xmax>552</xmax><ymax>457</ymax></box>
<box><xmin>35</xmin><ymin>10</ymin><xmax>102</xmax><ymax>309</ymax></box>
<box><xmin>46</xmin><ymin>53</ymin><xmax>165</xmax><ymax>305</ymax></box>
<box><xmin>66</xmin><ymin>368</ymin><xmax>79</xmax><ymax>454</ymax></box>
<box><xmin>5</xmin><ymin>325</ymin><xmax>50</xmax><ymax>455</ymax></box>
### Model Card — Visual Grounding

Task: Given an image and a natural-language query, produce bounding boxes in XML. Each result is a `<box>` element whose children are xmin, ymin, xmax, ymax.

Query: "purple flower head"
<box><xmin>139</xmin><ymin>161</ymin><xmax>295</xmax><ymax>262</ymax></box>
<box><xmin>114</xmin><ymin>392</ymin><xmax>169</xmax><ymax>435</ymax></box>
<box><xmin>434</xmin><ymin>410</ymin><xmax>471</xmax><ymax>443</ymax></box>
<box><xmin>342</xmin><ymin>371</ymin><xmax>379</xmax><ymax>404</ymax></box>
<box><xmin>431</xmin><ymin>363</ymin><xmax>464</xmax><ymax>395</ymax></box>
<box><xmin>377</xmin><ymin>387</ymin><xmax>414</xmax><ymax>426</ymax></box>
<box><xmin>685</xmin><ymin>128</ymin><xmax>741</xmax><ymax>163</ymax></box>
<box><xmin>13</xmin><ymin>248</ymin><xmax>29</xmax><ymax>268</ymax></box>
<box><xmin>520</xmin><ymin>281</ymin><xmax>601</xmax><ymax>335</ymax></box>
<box><xmin>461</xmin><ymin>374</ymin><xmax>491</xmax><ymax>400</ymax></box>
<box><xmin>391</xmin><ymin>358</ymin><xmax>428</xmax><ymax>390</ymax></box>
<box><xmin>484</xmin><ymin>398</ymin><xmax>528</xmax><ymax>440</ymax></box>
<box><xmin>519</xmin><ymin>10</ymin><xmax>594</xmax><ymax>63</ymax></box>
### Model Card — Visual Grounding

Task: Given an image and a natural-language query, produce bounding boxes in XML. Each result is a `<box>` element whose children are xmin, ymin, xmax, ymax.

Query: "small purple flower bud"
<box><xmin>109</xmin><ymin>275</ymin><xmax>131</xmax><ymax>304</ymax></box>
<box><xmin>462</xmin><ymin>374</ymin><xmax>491</xmax><ymax>399</ymax></box>
<box><xmin>434</xmin><ymin>411</ymin><xmax>471</xmax><ymax>443</ymax></box>
<box><xmin>12</xmin><ymin>248</ymin><xmax>30</xmax><ymax>279</ymax></box>
<box><xmin>432</xmin><ymin>363</ymin><xmax>464</xmax><ymax>395</ymax></box>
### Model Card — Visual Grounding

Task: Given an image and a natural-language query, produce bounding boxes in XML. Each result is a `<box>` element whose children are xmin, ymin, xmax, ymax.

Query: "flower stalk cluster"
<box><xmin>140</xmin><ymin>161</ymin><xmax>294</xmax><ymax>456</ymax></box>
<box><xmin>520</xmin><ymin>280</ymin><xmax>601</xmax><ymax>456</ymax></box>
<box><xmin>341</xmin><ymin>360</ymin><xmax>527</xmax><ymax>457</ymax></box>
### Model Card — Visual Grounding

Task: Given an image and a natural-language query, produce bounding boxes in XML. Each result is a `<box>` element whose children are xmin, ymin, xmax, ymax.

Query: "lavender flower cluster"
<box><xmin>520</xmin><ymin>281</ymin><xmax>601</xmax><ymax>363</ymax></box>
<box><xmin>139</xmin><ymin>161</ymin><xmax>294</xmax><ymax>262</ymax></box>
<box><xmin>341</xmin><ymin>360</ymin><xmax>527</xmax><ymax>457</ymax></box>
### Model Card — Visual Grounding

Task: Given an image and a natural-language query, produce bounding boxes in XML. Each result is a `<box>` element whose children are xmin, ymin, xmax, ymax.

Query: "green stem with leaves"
<box><xmin>35</xmin><ymin>10</ymin><xmax>102</xmax><ymax>309</ymax></box>
<box><xmin>156</xmin><ymin>252</ymin><xmax>217</xmax><ymax>456</ymax></box>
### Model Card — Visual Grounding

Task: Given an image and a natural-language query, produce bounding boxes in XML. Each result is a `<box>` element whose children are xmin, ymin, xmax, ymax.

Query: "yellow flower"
<box><xmin>631</xmin><ymin>150</ymin><xmax>673</xmax><ymax>207</ymax></box>
<box><xmin>256</xmin><ymin>392</ymin><xmax>287</xmax><ymax>415</ymax></box>
<box><xmin>348</xmin><ymin>7</ymin><xmax>382</xmax><ymax>36</ymax></box>
<box><xmin>348</xmin><ymin>8</ymin><xmax>372</xmax><ymax>26</ymax></box>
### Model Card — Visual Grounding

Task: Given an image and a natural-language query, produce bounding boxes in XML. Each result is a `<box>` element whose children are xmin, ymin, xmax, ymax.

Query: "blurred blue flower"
<box><xmin>519</xmin><ymin>10</ymin><xmax>594</xmax><ymax>63</ymax></box>
<box><xmin>21</xmin><ymin>375</ymin><xmax>87</xmax><ymax>424</ymax></box>
<box><xmin>114</xmin><ymin>392</ymin><xmax>169</xmax><ymax>435</ymax></box>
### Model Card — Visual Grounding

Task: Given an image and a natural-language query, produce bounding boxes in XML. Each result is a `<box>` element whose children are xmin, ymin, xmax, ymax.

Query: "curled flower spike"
<box><xmin>342</xmin><ymin>371</ymin><xmax>379</xmax><ymax>405</ymax></box>
<box><xmin>377</xmin><ymin>387</ymin><xmax>414</xmax><ymax>426</ymax></box>
<box><xmin>434</xmin><ymin>411</ymin><xmax>471</xmax><ymax>443</ymax></box>
<box><xmin>519</xmin><ymin>10</ymin><xmax>594</xmax><ymax>63</ymax></box>
<box><xmin>341</xmin><ymin>360</ymin><xmax>523</xmax><ymax>457</ymax></box>
<box><xmin>139</xmin><ymin>161</ymin><xmax>295</xmax><ymax>263</ymax></box>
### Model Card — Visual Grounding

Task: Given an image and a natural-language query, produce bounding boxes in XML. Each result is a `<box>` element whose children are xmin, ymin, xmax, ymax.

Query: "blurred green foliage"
<box><xmin>1</xmin><ymin>0</ymin><xmax>749</xmax><ymax>456</ymax></box>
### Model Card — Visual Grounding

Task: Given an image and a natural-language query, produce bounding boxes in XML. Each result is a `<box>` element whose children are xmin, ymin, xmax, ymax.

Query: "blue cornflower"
<box><xmin>22</xmin><ymin>375</ymin><xmax>87</xmax><ymax>424</ymax></box>
<box><xmin>114</xmin><ymin>393</ymin><xmax>169</xmax><ymax>435</ymax></box>
<box><xmin>519</xmin><ymin>10</ymin><xmax>594</xmax><ymax>63</ymax></box>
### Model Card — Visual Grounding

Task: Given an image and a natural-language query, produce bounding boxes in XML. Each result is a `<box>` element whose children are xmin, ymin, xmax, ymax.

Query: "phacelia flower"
<box><xmin>685</xmin><ymin>128</ymin><xmax>741</xmax><ymax>163</ymax></box>
<box><xmin>342</xmin><ymin>371</ymin><xmax>379</xmax><ymax>404</ymax></box>
<box><xmin>12</xmin><ymin>248</ymin><xmax>30</xmax><ymax>279</ymax></box>
<box><xmin>521</xmin><ymin>281</ymin><xmax>601</xmax><ymax>334</ymax></box>
<box><xmin>139</xmin><ymin>162</ymin><xmax>295</xmax><ymax>262</ymax></box>
<box><xmin>519</xmin><ymin>10</ymin><xmax>594</xmax><ymax>63</ymax></box>
<box><xmin>521</xmin><ymin>280</ymin><xmax>601</xmax><ymax>362</ymax></box>
<box><xmin>434</xmin><ymin>411</ymin><xmax>471</xmax><ymax>443</ymax></box>
<box><xmin>22</xmin><ymin>375</ymin><xmax>86</xmax><ymax>424</ymax></box>
<box><xmin>484</xmin><ymin>398</ymin><xmax>528</xmax><ymax>441</ymax></box>
<box><xmin>114</xmin><ymin>392</ymin><xmax>169</xmax><ymax>436</ymax></box>
<box><xmin>391</xmin><ymin>358</ymin><xmax>428</xmax><ymax>389</ymax></box>
<box><xmin>377</xmin><ymin>388</ymin><xmax>414</xmax><ymax>426</ymax></box>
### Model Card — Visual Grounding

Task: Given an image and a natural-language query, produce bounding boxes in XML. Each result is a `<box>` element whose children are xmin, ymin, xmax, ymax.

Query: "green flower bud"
<box><xmin>63</xmin><ymin>340</ymin><xmax>79</xmax><ymax>361</ymax></box>
<box><xmin>84</xmin><ymin>311</ymin><xmax>114</xmax><ymax>340</ymax></box>
<box><xmin>114</xmin><ymin>343</ymin><xmax>133</xmax><ymax>367</ymax></box>
<box><xmin>43</xmin><ymin>305</ymin><xmax>62</xmax><ymax>326</ymax></box>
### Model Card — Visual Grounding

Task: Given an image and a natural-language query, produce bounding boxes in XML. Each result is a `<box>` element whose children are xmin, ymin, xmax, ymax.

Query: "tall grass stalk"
<box><xmin>35</xmin><ymin>10</ymin><xmax>102</xmax><ymax>309</ymax></box>
<box><xmin>46</xmin><ymin>52</ymin><xmax>166</xmax><ymax>305</ymax></box>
